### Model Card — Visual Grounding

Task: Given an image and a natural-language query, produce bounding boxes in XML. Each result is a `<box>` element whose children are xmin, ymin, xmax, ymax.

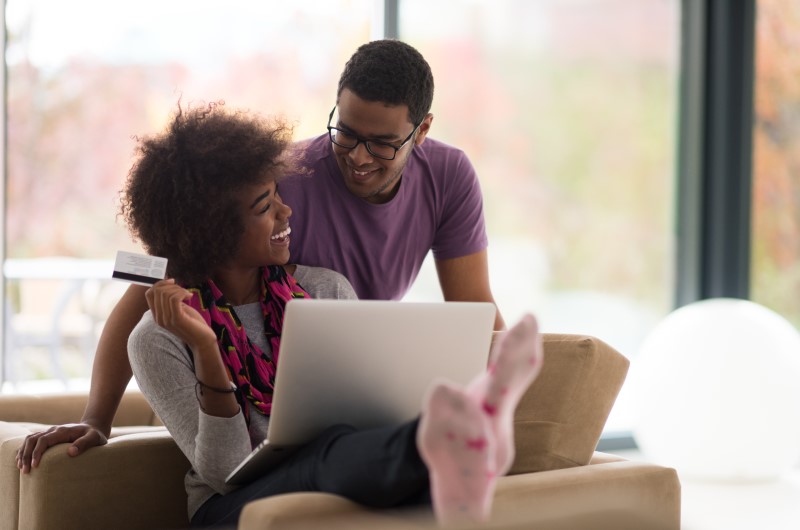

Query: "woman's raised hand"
<box><xmin>145</xmin><ymin>279</ymin><xmax>216</xmax><ymax>351</ymax></box>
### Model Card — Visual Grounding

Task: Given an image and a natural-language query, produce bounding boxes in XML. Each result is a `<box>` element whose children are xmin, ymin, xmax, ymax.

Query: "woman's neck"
<box><xmin>214</xmin><ymin>267</ymin><xmax>262</xmax><ymax>306</ymax></box>
<box><xmin>212</xmin><ymin>263</ymin><xmax>296</xmax><ymax>306</ymax></box>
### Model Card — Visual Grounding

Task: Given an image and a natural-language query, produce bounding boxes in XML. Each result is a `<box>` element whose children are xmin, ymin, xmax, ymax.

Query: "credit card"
<box><xmin>112</xmin><ymin>250</ymin><xmax>168</xmax><ymax>286</ymax></box>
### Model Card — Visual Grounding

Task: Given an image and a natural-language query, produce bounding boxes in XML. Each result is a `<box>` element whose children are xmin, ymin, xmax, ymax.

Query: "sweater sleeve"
<box><xmin>293</xmin><ymin>265</ymin><xmax>358</xmax><ymax>300</ymax></box>
<box><xmin>127</xmin><ymin>311</ymin><xmax>253</xmax><ymax>494</ymax></box>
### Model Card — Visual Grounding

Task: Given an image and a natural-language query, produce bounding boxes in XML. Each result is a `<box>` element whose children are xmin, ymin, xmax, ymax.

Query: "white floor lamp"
<box><xmin>631</xmin><ymin>298</ymin><xmax>800</xmax><ymax>481</ymax></box>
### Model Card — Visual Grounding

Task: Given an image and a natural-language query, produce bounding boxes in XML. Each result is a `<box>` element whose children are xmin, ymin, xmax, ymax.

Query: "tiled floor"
<box><xmin>611</xmin><ymin>449</ymin><xmax>800</xmax><ymax>530</ymax></box>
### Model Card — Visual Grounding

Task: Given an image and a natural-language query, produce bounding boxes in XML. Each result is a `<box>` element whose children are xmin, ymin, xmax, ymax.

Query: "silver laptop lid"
<box><xmin>266</xmin><ymin>299</ymin><xmax>496</xmax><ymax>447</ymax></box>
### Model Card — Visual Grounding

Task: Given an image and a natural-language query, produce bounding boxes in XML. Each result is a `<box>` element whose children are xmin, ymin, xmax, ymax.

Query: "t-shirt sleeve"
<box><xmin>431</xmin><ymin>149</ymin><xmax>489</xmax><ymax>260</ymax></box>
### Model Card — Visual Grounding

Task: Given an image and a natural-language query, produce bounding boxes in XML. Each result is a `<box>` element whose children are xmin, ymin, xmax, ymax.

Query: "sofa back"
<box><xmin>0</xmin><ymin>390</ymin><xmax>161</xmax><ymax>427</ymax></box>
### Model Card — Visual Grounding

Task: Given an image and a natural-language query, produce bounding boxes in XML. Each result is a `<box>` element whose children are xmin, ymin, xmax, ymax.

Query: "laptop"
<box><xmin>225</xmin><ymin>299</ymin><xmax>496</xmax><ymax>485</ymax></box>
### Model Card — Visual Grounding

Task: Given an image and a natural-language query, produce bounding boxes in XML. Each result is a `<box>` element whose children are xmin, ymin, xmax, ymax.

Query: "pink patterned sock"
<box><xmin>467</xmin><ymin>313</ymin><xmax>543</xmax><ymax>475</ymax></box>
<box><xmin>417</xmin><ymin>382</ymin><xmax>497</xmax><ymax>526</ymax></box>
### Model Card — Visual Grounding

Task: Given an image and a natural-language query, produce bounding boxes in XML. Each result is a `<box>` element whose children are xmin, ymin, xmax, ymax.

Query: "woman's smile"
<box><xmin>270</xmin><ymin>225</ymin><xmax>291</xmax><ymax>246</ymax></box>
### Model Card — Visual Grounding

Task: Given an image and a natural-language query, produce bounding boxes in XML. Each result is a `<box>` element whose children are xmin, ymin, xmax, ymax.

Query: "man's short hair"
<box><xmin>337</xmin><ymin>39</ymin><xmax>434</xmax><ymax>126</ymax></box>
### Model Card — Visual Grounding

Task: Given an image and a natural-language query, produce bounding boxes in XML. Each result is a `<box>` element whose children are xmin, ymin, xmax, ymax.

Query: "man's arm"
<box><xmin>16</xmin><ymin>284</ymin><xmax>149</xmax><ymax>472</ymax></box>
<box><xmin>81</xmin><ymin>283</ymin><xmax>150</xmax><ymax>433</ymax></box>
<box><xmin>435</xmin><ymin>249</ymin><xmax>506</xmax><ymax>331</ymax></box>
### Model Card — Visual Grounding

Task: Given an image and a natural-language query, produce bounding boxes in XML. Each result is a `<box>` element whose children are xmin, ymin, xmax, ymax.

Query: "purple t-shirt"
<box><xmin>280</xmin><ymin>134</ymin><xmax>488</xmax><ymax>300</ymax></box>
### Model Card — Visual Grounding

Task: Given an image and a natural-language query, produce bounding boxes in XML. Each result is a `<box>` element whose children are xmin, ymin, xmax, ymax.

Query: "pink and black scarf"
<box><xmin>183</xmin><ymin>265</ymin><xmax>310</xmax><ymax>424</ymax></box>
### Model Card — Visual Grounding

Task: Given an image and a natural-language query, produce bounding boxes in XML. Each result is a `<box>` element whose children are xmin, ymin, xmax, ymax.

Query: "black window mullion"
<box><xmin>677</xmin><ymin>0</ymin><xmax>756</xmax><ymax>307</ymax></box>
<box><xmin>383</xmin><ymin>0</ymin><xmax>399</xmax><ymax>39</ymax></box>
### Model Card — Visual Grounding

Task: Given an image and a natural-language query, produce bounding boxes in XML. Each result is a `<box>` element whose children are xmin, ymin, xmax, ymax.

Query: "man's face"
<box><xmin>331</xmin><ymin>88</ymin><xmax>431</xmax><ymax>204</ymax></box>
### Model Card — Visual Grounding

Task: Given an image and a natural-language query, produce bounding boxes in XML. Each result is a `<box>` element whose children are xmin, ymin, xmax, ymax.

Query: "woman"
<box><xmin>121</xmin><ymin>101</ymin><xmax>543</xmax><ymax>527</ymax></box>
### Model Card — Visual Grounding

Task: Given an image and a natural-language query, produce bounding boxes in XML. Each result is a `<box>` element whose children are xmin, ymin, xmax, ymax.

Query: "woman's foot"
<box><xmin>418</xmin><ymin>382</ymin><xmax>497</xmax><ymax>526</ymax></box>
<box><xmin>468</xmin><ymin>313</ymin><xmax>543</xmax><ymax>475</ymax></box>
<box><xmin>417</xmin><ymin>314</ymin><xmax>543</xmax><ymax>526</ymax></box>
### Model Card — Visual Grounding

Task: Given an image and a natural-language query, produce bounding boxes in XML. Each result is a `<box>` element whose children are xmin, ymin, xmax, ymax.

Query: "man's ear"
<box><xmin>414</xmin><ymin>113</ymin><xmax>434</xmax><ymax>146</ymax></box>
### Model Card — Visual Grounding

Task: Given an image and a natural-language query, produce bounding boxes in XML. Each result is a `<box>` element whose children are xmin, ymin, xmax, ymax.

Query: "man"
<box><xmin>16</xmin><ymin>39</ymin><xmax>505</xmax><ymax>470</ymax></box>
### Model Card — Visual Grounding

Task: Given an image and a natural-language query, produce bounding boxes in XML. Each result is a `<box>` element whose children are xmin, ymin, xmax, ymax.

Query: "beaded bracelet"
<box><xmin>195</xmin><ymin>379</ymin><xmax>237</xmax><ymax>412</ymax></box>
<box><xmin>196</xmin><ymin>379</ymin><xmax>237</xmax><ymax>393</ymax></box>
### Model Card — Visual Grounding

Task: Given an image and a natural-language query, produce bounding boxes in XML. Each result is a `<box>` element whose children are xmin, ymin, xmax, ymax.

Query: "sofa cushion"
<box><xmin>508</xmin><ymin>333</ymin><xmax>629</xmax><ymax>474</ymax></box>
<box><xmin>238</xmin><ymin>456</ymin><xmax>680</xmax><ymax>530</ymax></box>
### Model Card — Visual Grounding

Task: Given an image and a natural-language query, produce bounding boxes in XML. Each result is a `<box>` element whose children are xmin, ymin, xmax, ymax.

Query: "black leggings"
<box><xmin>191</xmin><ymin>419</ymin><xmax>430</xmax><ymax>527</ymax></box>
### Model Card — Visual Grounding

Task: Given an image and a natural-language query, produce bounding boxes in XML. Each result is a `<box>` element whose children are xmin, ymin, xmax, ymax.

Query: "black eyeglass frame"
<box><xmin>326</xmin><ymin>106</ymin><xmax>423</xmax><ymax>161</ymax></box>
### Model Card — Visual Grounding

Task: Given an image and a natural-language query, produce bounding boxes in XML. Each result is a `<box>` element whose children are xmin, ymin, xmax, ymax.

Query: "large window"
<box><xmin>2</xmin><ymin>0</ymin><xmax>682</xmax><ymax>436</ymax></box>
<box><xmin>751</xmin><ymin>0</ymin><xmax>800</xmax><ymax>325</ymax></box>
<box><xmin>2</xmin><ymin>0</ymin><xmax>372</xmax><ymax>389</ymax></box>
<box><xmin>401</xmin><ymin>0</ymin><xmax>680</xmax><ymax>431</ymax></box>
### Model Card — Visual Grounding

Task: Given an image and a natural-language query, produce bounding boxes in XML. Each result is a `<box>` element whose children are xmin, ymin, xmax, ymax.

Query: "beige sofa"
<box><xmin>0</xmin><ymin>334</ymin><xmax>681</xmax><ymax>530</ymax></box>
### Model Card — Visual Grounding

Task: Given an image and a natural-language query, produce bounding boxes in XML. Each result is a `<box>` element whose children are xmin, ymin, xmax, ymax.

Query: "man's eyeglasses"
<box><xmin>326</xmin><ymin>107</ymin><xmax>421</xmax><ymax>161</ymax></box>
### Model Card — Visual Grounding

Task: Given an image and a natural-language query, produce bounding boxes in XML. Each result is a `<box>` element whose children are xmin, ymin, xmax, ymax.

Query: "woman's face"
<box><xmin>234</xmin><ymin>179</ymin><xmax>293</xmax><ymax>268</ymax></box>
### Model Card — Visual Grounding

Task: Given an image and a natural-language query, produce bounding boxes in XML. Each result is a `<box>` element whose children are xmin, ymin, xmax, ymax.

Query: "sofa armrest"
<box><xmin>1</xmin><ymin>423</ymin><xmax>32</xmax><ymax>530</ymax></box>
<box><xmin>17</xmin><ymin>430</ymin><xmax>190</xmax><ymax>530</ymax></box>
<box><xmin>509</xmin><ymin>333</ymin><xmax>630</xmax><ymax>474</ymax></box>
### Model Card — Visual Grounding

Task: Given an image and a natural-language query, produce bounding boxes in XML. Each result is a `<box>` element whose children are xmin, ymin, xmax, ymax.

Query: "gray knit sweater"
<box><xmin>127</xmin><ymin>265</ymin><xmax>357</xmax><ymax>519</ymax></box>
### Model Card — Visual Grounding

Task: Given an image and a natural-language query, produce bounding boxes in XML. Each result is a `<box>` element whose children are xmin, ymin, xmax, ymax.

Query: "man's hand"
<box><xmin>15</xmin><ymin>423</ymin><xmax>108</xmax><ymax>473</ymax></box>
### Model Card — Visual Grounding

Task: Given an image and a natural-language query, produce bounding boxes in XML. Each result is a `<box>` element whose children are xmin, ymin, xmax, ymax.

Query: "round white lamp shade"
<box><xmin>631</xmin><ymin>298</ymin><xmax>800</xmax><ymax>481</ymax></box>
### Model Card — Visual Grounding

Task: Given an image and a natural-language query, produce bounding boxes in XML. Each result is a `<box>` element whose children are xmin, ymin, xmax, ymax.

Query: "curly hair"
<box><xmin>337</xmin><ymin>39</ymin><xmax>434</xmax><ymax>126</ymax></box>
<box><xmin>119</xmin><ymin>101</ymin><xmax>294</xmax><ymax>285</ymax></box>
